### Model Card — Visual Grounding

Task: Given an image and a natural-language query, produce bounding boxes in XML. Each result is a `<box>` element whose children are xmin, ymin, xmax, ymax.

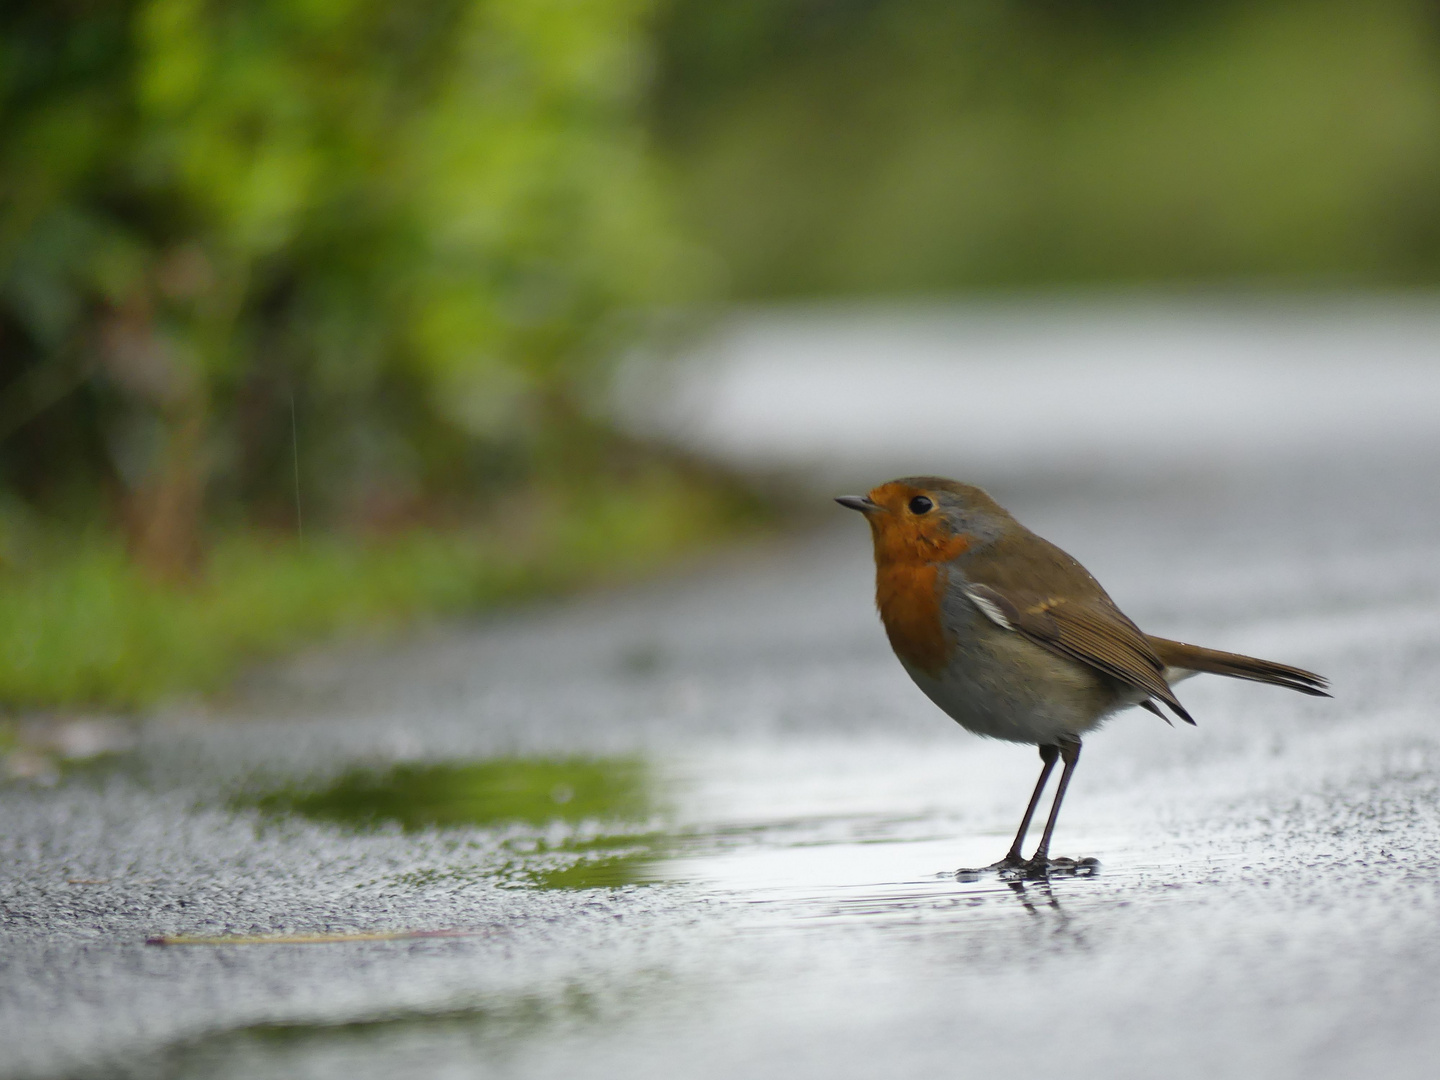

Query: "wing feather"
<box><xmin>964</xmin><ymin>583</ymin><xmax>1195</xmax><ymax>725</ymax></box>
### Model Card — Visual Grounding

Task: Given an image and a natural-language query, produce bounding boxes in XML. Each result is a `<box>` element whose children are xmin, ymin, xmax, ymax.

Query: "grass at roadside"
<box><xmin>0</xmin><ymin>471</ymin><xmax>767</xmax><ymax>713</ymax></box>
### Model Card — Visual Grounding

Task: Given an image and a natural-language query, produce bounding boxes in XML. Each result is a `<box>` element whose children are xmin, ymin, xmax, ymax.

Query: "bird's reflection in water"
<box><xmin>1005</xmin><ymin>877</ymin><xmax>1058</xmax><ymax>915</ymax></box>
<box><xmin>1001</xmin><ymin>878</ymin><xmax>1090</xmax><ymax>950</ymax></box>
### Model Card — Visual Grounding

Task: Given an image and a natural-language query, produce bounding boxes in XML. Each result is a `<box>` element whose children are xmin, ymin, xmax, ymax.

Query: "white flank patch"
<box><xmin>966</xmin><ymin>588</ymin><xmax>1014</xmax><ymax>631</ymax></box>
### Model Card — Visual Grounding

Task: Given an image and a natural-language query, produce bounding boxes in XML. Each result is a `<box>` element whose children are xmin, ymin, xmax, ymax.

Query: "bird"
<box><xmin>837</xmin><ymin>476</ymin><xmax>1329</xmax><ymax>877</ymax></box>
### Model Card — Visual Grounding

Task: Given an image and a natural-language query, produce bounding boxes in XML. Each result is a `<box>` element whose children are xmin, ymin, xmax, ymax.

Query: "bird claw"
<box><xmin>954</xmin><ymin>864</ymin><xmax>1032</xmax><ymax>881</ymax></box>
<box><xmin>1020</xmin><ymin>855</ymin><xmax>1102</xmax><ymax>879</ymax></box>
<box><xmin>955</xmin><ymin>855</ymin><xmax>1100</xmax><ymax>882</ymax></box>
<box><xmin>955</xmin><ymin>854</ymin><xmax>1026</xmax><ymax>881</ymax></box>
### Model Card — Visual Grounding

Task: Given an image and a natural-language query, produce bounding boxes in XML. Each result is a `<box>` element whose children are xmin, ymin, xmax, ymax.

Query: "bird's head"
<box><xmin>836</xmin><ymin>476</ymin><xmax>1011</xmax><ymax>566</ymax></box>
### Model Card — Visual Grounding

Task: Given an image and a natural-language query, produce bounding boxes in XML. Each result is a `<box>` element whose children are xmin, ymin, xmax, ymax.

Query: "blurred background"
<box><xmin>4</xmin><ymin>0</ymin><xmax>1440</xmax><ymax>714</ymax></box>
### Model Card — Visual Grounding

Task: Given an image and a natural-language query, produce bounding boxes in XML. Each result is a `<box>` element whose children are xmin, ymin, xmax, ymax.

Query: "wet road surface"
<box><xmin>6</xmin><ymin>310</ymin><xmax>1440</xmax><ymax>1079</ymax></box>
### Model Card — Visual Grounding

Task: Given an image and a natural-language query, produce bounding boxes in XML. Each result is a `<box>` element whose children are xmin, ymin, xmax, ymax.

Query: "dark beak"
<box><xmin>835</xmin><ymin>495</ymin><xmax>876</xmax><ymax>513</ymax></box>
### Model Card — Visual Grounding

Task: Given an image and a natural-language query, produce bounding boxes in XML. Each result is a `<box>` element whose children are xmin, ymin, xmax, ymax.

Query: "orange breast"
<box><xmin>876</xmin><ymin>562</ymin><xmax>950</xmax><ymax>675</ymax></box>
<box><xmin>862</xmin><ymin>482</ymin><xmax>974</xmax><ymax>677</ymax></box>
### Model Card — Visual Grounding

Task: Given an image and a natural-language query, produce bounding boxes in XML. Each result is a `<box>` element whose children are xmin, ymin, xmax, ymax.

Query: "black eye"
<box><xmin>908</xmin><ymin>495</ymin><xmax>933</xmax><ymax>515</ymax></box>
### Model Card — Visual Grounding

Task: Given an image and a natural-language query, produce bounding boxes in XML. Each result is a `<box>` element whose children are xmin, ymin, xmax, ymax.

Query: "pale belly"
<box><xmin>896</xmin><ymin>612</ymin><xmax>1127</xmax><ymax>746</ymax></box>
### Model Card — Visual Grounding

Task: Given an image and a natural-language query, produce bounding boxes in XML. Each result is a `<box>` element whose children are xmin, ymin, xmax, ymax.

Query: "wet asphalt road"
<box><xmin>5</xmin><ymin>309</ymin><xmax>1440</xmax><ymax>1079</ymax></box>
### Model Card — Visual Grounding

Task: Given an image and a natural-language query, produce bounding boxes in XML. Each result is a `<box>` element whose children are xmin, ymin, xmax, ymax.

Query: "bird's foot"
<box><xmin>955</xmin><ymin>854</ymin><xmax>1028</xmax><ymax>882</ymax></box>
<box><xmin>955</xmin><ymin>855</ymin><xmax>1100</xmax><ymax>882</ymax></box>
<box><xmin>1020</xmin><ymin>855</ymin><xmax>1102</xmax><ymax>879</ymax></box>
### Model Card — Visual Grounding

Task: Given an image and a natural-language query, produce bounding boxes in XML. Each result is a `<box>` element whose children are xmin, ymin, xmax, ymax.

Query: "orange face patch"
<box><xmin>862</xmin><ymin>483</ymin><xmax>971</xmax><ymax>675</ymax></box>
<box><xmin>862</xmin><ymin>482</ymin><xmax>973</xmax><ymax>566</ymax></box>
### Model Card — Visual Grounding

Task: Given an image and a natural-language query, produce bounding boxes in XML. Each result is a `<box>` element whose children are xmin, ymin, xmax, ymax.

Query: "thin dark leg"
<box><xmin>958</xmin><ymin>745</ymin><xmax>1059</xmax><ymax>877</ymax></box>
<box><xmin>1027</xmin><ymin>738</ymin><xmax>1082</xmax><ymax>869</ymax></box>
<box><xmin>1004</xmin><ymin>744</ymin><xmax>1059</xmax><ymax>863</ymax></box>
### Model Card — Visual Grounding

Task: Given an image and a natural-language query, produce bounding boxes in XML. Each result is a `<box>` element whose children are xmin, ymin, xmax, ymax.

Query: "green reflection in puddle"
<box><xmin>515</xmin><ymin>832</ymin><xmax>670</xmax><ymax>889</ymax></box>
<box><xmin>242</xmin><ymin>757</ymin><xmax>671</xmax><ymax>889</ymax></box>
<box><xmin>246</xmin><ymin>757</ymin><xmax>651</xmax><ymax>831</ymax></box>
<box><xmin>525</xmin><ymin>854</ymin><xmax>651</xmax><ymax>890</ymax></box>
<box><xmin>155</xmin><ymin>988</ymin><xmax>607</xmax><ymax>1080</ymax></box>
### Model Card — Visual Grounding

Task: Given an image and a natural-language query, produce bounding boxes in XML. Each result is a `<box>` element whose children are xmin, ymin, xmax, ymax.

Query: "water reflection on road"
<box><xmin>239</xmin><ymin>757</ymin><xmax>666</xmax><ymax>891</ymax></box>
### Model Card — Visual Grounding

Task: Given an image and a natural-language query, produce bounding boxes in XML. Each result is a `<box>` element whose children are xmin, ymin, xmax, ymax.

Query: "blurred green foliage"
<box><xmin>1</xmin><ymin>0</ymin><xmax>702</xmax><ymax>566</ymax></box>
<box><xmin>0</xmin><ymin>469</ymin><xmax>751</xmax><ymax>709</ymax></box>
<box><xmin>0</xmin><ymin>1</ymin><xmax>750</xmax><ymax>710</ymax></box>
<box><xmin>653</xmin><ymin>0</ymin><xmax>1440</xmax><ymax>295</ymax></box>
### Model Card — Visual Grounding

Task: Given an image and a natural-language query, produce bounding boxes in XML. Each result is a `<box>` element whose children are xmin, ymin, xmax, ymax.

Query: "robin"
<box><xmin>837</xmin><ymin>476</ymin><xmax>1328</xmax><ymax>877</ymax></box>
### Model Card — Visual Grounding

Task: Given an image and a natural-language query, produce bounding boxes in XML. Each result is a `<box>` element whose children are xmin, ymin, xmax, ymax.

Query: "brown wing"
<box><xmin>965</xmin><ymin>583</ymin><xmax>1196</xmax><ymax>725</ymax></box>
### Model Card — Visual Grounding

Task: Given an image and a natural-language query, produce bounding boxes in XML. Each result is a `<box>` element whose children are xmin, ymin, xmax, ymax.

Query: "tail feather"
<box><xmin>1148</xmin><ymin>636</ymin><xmax>1330</xmax><ymax>698</ymax></box>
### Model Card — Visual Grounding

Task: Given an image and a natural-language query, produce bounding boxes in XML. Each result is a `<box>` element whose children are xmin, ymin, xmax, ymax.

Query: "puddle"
<box><xmin>520</xmin><ymin>844</ymin><xmax>662</xmax><ymax>890</ymax></box>
<box><xmin>238</xmin><ymin>757</ymin><xmax>672</xmax><ymax>890</ymax></box>
<box><xmin>242</xmin><ymin>757</ymin><xmax>654</xmax><ymax>831</ymax></box>
<box><xmin>144</xmin><ymin>989</ymin><xmax>612</xmax><ymax>1080</ymax></box>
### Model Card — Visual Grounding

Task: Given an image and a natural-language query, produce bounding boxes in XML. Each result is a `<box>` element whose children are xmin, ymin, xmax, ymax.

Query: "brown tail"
<box><xmin>1148</xmin><ymin>637</ymin><xmax>1330</xmax><ymax>698</ymax></box>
